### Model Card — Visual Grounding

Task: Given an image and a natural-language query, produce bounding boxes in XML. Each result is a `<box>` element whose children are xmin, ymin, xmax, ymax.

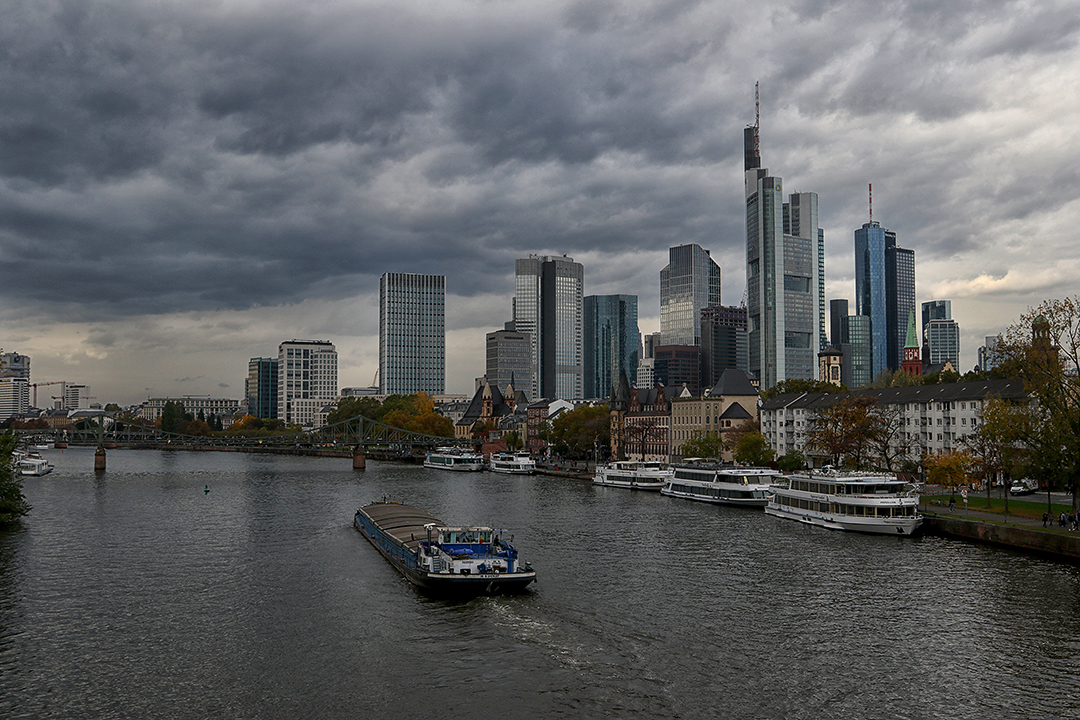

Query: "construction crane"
<box><xmin>30</xmin><ymin>381</ymin><xmax>65</xmax><ymax>407</ymax></box>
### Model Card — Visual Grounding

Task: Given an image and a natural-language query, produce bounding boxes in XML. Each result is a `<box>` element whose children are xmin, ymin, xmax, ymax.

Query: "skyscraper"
<box><xmin>278</xmin><ymin>339</ymin><xmax>338</xmax><ymax>427</ymax></box>
<box><xmin>840</xmin><ymin>314</ymin><xmax>873</xmax><ymax>388</ymax></box>
<box><xmin>701</xmin><ymin>304</ymin><xmax>749</xmax><ymax>387</ymax></box>
<box><xmin>856</xmin><ymin>218</ymin><xmax>915</xmax><ymax>376</ymax></box>
<box><xmin>486</xmin><ymin>328</ymin><xmax>532</xmax><ymax>395</ymax></box>
<box><xmin>829</xmin><ymin>299</ymin><xmax>848</xmax><ymax>348</ymax></box>
<box><xmin>885</xmin><ymin>233</ymin><xmax>916</xmax><ymax>371</ymax></box>
<box><xmin>854</xmin><ymin>221</ymin><xmax>889</xmax><ymax>380</ymax></box>
<box><xmin>379</xmin><ymin>273</ymin><xmax>446</xmax><ymax>395</ymax></box>
<box><xmin>246</xmin><ymin>357</ymin><xmax>279</xmax><ymax>419</ymax></box>
<box><xmin>659</xmin><ymin>244</ymin><xmax>721</xmax><ymax>346</ymax></box>
<box><xmin>584</xmin><ymin>294</ymin><xmax>639</xmax><ymax>399</ymax></box>
<box><xmin>514</xmin><ymin>255</ymin><xmax>584</xmax><ymax>400</ymax></box>
<box><xmin>745</xmin><ymin>93</ymin><xmax>824</xmax><ymax>390</ymax></box>
<box><xmin>922</xmin><ymin>300</ymin><xmax>960</xmax><ymax>366</ymax></box>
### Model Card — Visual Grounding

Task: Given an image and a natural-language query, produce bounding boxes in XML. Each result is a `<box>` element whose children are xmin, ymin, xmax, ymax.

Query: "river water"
<box><xmin>2</xmin><ymin>448</ymin><xmax>1078</xmax><ymax>719</ymax></box>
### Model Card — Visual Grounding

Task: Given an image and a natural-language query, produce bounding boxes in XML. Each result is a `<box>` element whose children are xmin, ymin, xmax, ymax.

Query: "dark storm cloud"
<box><xmin>1</xmin><ymin>0</ymin><xmax>1078</xmax><ymax>340</ymax></box>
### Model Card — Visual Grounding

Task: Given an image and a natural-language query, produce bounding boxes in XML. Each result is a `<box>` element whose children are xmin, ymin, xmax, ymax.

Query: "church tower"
<box><xmin>901</xmin><ymin>308</ymin><xmax>923</xmax><ymax>376</ymax></box>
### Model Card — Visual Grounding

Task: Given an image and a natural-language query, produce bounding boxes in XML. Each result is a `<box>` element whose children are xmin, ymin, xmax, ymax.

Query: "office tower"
<box><xmin>840</xmin><ymin>315</ymin><xmax>872</xmax><ymax>388</ymax></box>
<box><xmin>745</xmin><ymin>133</ymin><xmax>823</xmax><ymax>388</ymax></box>
<box><xmin>514</xmin><ymin>255</ymin><xmax>584</xmax><ymax>400</ymax></box>
<box><xmin>636</xmin><ymin>358</ymin><xmax>655</xmax><ymax>389</ymax></box>
<box><xmin>278</xmin><ymin>339</ymin><xmax>338</xmax><ymax>427</ymax></box>
<box><xmin>659</xmin><ymin>244</ymin><xmax>721</xmax><ymax>346</ymax></box>
<box><xmin>486</xmin><ymin>329</ymin><xmax>533</xmax><ymax>395</ymax></box>
<box><xmin>654</xmin><ymin>345</ymin><xmax>702</xmax><ymax>396</ymax></box>
<box><xmin>744</xmin><ymin>85</ymin><xmax>824</xmax><ymax>390</ymax></box>
<box><xmin>701</xmin><ymin>305</ymin><xmax>749</xmax><ymax>387</ymax></box>
<box><xmin>854</xmin><ymin>221</ymin><xmax>888</xmax><ymax>380</ymax></box>
<box><xmin>584</xmin><ymin>295</ymin><xmax>639</xmax><ymax>399</ymax></box>
<box><xmin>62</xmin><ymin>384</ymin><xmax>90</xmax><ymax>410</ymax></box>
<box><xmin>922</xmin><ymin>300</ymin><xmax>960</xmax><ymax>366</ymax></box>
<box><xmin>829</xmin><ymin>299</ymin><xmax>848</xmax><ymax>347</ymax></box>
<box><xmin>379</xmin><ymin>273</ymin><xmax>446</xmax><ymax>395</ymax></box>
<box><xmin>246</xmin><ymin>357</ymin><xmax>279</xmax><ymax>419</ymax></box>
<box><xmin>0</xmin><ymin>376</ymin><xmax>29</xmax><ymax>420</ymax></box>
<box><xmin>885</xmin><ymin>233</ymin><xmax>916</xmax><ymax>371</ymax></box>
<box><xmin>643</xmin><ymin>332</ymin><xmax>662</xmax><ymax>360</ymax></box>
<box><xmin>978</xmin><ymin>335</ymin><xmax>1001</xmax><ymax>372</ymax></box>
<box><xmin>0</xmin><ymin>351</ymin><xmax>30</xmax><ymax>380</ymax></box>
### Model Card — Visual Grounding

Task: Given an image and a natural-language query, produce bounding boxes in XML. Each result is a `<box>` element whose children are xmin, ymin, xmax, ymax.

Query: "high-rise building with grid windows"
<box><xmin>514</xmin><ymin>255</ymin><xmax>583</xmax><ymax>400</ymax></box>
<box><xmin>660</xmin><ymin>244</ymin><xmax>721</xmax><ymax>347</ymax></box>
<box><xmin>278</xmin><ymin>339</ymin><xmax>337</xmax><ymax>427</ymax></box>
<box><xmin>379</xmin><ymin>273</ymin><xmax>445</xmax><ymax>396</ymax></box>
<box><xmin>246</xmin><ymin>357</ymin><xmax>279</xmax><ymax>419</ymax></box>
<box><xmin>486</xmin><ymin>328</ymin><xmax>532</xmax><ymax>395</ymax></box>
<box><xmin>584</xmin><ymin>294</ymin><xmax>638</xmax><ymax>399</ymax></box>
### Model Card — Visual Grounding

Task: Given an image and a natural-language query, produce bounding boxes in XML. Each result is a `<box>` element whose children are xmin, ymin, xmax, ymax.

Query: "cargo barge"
<box><xmin>354</xmin><ymin>501</ymin><xmax>536</xmax><ymax>597</ymax></box>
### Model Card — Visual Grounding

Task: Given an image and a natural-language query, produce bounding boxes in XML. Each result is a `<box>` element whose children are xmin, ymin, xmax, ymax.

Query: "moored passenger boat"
<box><xmin>353</xmin><ymin>501</ymin><xmax>536</xmax><ymax>596</ymax></box>
<box><xmin>423</xmin><ymin>447</ymin><xmax>485</xmax><ymax>472</ymax></box>
<box><xmin>765</xmin><ymin>470</ymin><xmax>922</xmax><ymax>535</ymax></box>
<box><xmin>489</xmin><ymin>452</ymin><xmax>536</xmax><ymax>474</ymax></box>
<box><xmin>592</xmin><ymin>461</ymin><xmax>672</xmax><ymax>490</ymax></box>
<box><xmin>661</xmin><ymin>465</ymin><xmax>781</xmax><ymax>507</ymax></box>
<box><xmin>17</xmin><ymin>452</ymin><xmax>54</xmax><ymax>476</ymax></box>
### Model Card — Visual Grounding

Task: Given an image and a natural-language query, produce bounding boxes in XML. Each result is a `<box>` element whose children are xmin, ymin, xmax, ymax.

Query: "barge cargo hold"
<box><xmin>354</xmin><ymin>501</ymin><xmax>536</xmax><ymax>597</ymax></box>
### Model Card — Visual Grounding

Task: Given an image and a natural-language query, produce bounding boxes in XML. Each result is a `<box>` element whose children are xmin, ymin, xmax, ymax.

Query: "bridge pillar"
<box><xmin>352</xmin><ymin>447</ymin><xmax>366</xmax><ymax>470</ymax></box>
<box><xmin>94</xmin><ymin>445</ymin><xmax>106</xmax><ymax>472</ymax></box>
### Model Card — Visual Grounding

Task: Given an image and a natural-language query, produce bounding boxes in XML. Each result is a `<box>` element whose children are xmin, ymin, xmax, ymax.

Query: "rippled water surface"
<box><xmin>2</xmin><ymin>448</ymin><xmax>1079</xmax><ymax>719</ymax></box>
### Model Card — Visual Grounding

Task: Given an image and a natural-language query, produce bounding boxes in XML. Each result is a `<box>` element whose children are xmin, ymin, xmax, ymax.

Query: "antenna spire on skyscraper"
<box><xmin>869</xmin><ymin>183</ymin><xmax>873</xmax><ymax>223</ymax></box>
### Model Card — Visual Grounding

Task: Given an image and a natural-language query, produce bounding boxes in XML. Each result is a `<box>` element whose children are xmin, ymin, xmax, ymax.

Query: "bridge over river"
<box><xmin>15</xmin><ymin>413</ymin><xmax>475</xmax><ymax>464</ymax></box>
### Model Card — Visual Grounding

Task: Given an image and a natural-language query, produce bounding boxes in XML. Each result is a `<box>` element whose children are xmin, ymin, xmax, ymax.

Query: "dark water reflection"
<box><xmin>2</xmin><ymin>448</ymin><xmax>1078</xmax><ymax>719</ymax></box>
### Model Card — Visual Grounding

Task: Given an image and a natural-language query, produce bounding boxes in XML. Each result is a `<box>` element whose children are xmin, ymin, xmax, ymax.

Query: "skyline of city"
<box><xmin>2</xmin><ymin>2</ymin><xmax>1076</xmax><ymax>405</ymax></box>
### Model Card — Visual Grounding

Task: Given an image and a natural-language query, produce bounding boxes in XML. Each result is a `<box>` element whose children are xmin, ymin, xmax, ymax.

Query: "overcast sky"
<box><xmin>2</xmin><ymin>0</ymin><xmax>1079</xmax><ymax>406</ymax></box>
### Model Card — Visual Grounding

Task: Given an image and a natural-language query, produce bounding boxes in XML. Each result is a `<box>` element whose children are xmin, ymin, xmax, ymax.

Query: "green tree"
<box><xmin>680</xmin><ymin>430</ymin><xmax>726</xmax><ymax>460</ymax></box>
<box><xmin>327</xmin><ymin>396</ymin><xmax>383</xmax><ymax>425</ymax></box>
<box><xmin>776</xmin><ymin>450</ymin><xmax>807</xmax><ymax>472</ymax></box>
<box><xmin>0</xmin><ymin>430</ymin><xmax>31</xmax><ymax>526</ymax></box>
<box><xmin>159</xmin><ymin>401</ymin><xmax>185</xmax><ymax>434</ymax></box>
<box><xmin>104</xmin><ymin>403</ymin><xmax>121</xmax><ymax>412</ymax></box>
<box><xmin>733</xmin><ymin>432</ymin><xmax>774</xmax><ymax>466</ymax></box>
<box><xmin>503</xmin><ymin>430</ymin><xmax>524</xmax><ymax>451</ymax></box>
<box><xmin>548</xmin><ymin>405</ymin><xmax>610</xmax><ymax>459</ymax></box>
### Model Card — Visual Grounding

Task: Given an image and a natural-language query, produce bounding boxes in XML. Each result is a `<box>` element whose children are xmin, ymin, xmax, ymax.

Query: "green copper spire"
<box><xmin>905</xmin><ymin>307</ymin><xmax>919</xmax><ymax>349</ymax></box>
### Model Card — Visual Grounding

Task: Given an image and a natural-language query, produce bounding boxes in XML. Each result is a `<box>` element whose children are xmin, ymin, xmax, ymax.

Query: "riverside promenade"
<box><xmin>921</xmin><ymin>494</ymin><xmax>1080</xmax><ymax>561</ymax></box>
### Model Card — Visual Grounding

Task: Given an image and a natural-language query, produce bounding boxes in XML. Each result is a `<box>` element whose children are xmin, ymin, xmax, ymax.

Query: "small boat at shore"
<box><xmin>593</xmin><ymin>460</ymin><xmax>672</xmax><ymax>490</ymax></box>
<box><xmin>423</xmin><ymin>447</ymin><xmax>485</xmax><ymax>472</ymax></box>
<box><xmin>489</xmin><ymin>452</ymin><xmax>536</xmax><ymax>474</ymax></box>
<box><xmin>17</xmin><ymin>452</ymin><xmax>54</xmax><ymax>476</ymax></box>
<box><xmin>662</xmin><ymin>465</ymin><xmax>781</xmax><ymax>507</ymax></box>
<box><xmin>765</xmin><ymin>470</ymin><xmax>922</xmax><ymax>535</ymax></box>
<box><xmin>354</xmin><ymin>501</ymin><xmax>536</xmax><ymax>597</ymax></box>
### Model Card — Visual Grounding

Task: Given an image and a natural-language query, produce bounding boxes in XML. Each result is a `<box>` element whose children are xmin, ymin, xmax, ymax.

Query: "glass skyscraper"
<box><xmin>886</xmin><ymin>233</ymin><xmax>916</xmax><ymax>371</ymax></box>
<box><xmin>379</xmin><ymin>273</ymin><xmax>445</xmax><ymax>395</ymax></box>
<box><xmin>583</xmin><ymin>294</ymin><xmax>639</xmax><ymax>399</ymax></box>
<box><xmin>486</xmin><ymin>328</ymin><xmax>532</xmax><ymax>395</ymax></box>
<box><xmin>514</xmin><ymin>255</ymin><xmax>583</xmax><ymax>400</ymax></box>
<box><xmin>855</xmin><ymin>221</ymin><xmax>889</xmax><ymax>380</ymax></box>
<box><xmin>246</xmin><ymin>357</ymin><xmax>279</xmax><ymax>419</ymax></box>
<box><xmin>660</xmin><ymin>244</ymin><xmax>721</xmax><ymax>346</ymax></box>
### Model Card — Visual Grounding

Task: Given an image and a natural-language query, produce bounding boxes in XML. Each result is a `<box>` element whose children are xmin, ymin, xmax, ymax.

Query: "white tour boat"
<box><xmin>661</xmin><ymin>465</ymin><xmax>781</xmax><ymax>507</ymax></box>
<box><xmin>592</xmin><ymin>461</ymin><xmax>673</xmax><ymax>491</ymax></box>
<box><xmin>424</xmin><ymin>447</ymin><xmax>485</xmax><ymax>472</ymax></box>
<box><xmin>488</xmin><ymin>452</ymin><xmax>536</xmax><ymax>474</ymax></box>
<box><xmin>765</xmin><ymin>470</ymin><xmax>922</xmax><ymax>535</ymax></box>
<box><xmin>18</xmin><ymin>452</ymin><xmax>54</xmax><ymax>476</ymax></box>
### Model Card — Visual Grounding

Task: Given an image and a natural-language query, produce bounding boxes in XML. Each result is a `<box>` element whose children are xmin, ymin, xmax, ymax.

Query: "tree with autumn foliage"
<box><xmin>806</xmin><ymin>396</ymin><xmax>880</xmax><ymax>469</ymax></box>
<box><xmin>922</xmin><ymin>450</ymin><xmax>974</xmax><ymax>503</ymax></box>
<box><xmin>379</xmin><ymin>393</ymin><xmax>453</xmax><ymax>437</ymax></box>
<box><xmin>992</xmin><ymin>297</ymin><xmax>1080</xmax><ymax>512</ymax></box>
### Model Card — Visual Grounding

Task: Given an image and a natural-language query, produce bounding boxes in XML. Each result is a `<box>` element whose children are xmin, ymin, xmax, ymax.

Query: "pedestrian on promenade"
<box><xmin>1043</xmin><ymin>512</ymin><xmax>1049</xmax><ymax>528</ymax></box>
<box><xmin>949</xmin><ymin>497</ymin><xmax>955</xmax><ymax>512</ymax></box>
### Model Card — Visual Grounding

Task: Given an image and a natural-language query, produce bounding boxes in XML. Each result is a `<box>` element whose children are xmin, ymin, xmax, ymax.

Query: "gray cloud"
<box><xmin>2</xmin><ymin>0</ymin><xmax>1079</xmax><ymax>401</ymax></box>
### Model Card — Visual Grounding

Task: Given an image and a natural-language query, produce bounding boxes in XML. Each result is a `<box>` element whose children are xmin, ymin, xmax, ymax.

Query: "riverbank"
<box><xmin>922</xmin><ymin>506</ymin><xmax>1080</xmax><ymax>562</ymax></box>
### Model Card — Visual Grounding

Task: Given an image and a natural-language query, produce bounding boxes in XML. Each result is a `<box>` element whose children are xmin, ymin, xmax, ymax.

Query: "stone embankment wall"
<box><xmin>925</xmin><ymin>515</ymin><xmax>1080</xmax><ymax>561</ymax></box>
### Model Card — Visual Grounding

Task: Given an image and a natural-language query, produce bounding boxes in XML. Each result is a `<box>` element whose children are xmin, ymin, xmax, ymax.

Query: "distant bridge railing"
<box><xmin>14</xmin><ymin>414</ymin><xmax>473</xmax><ymax>451</ymax></box>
